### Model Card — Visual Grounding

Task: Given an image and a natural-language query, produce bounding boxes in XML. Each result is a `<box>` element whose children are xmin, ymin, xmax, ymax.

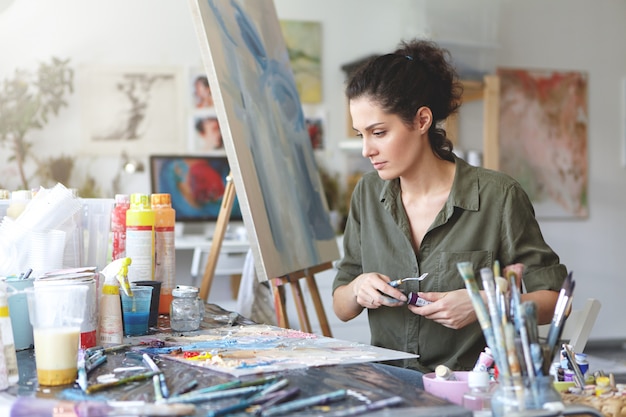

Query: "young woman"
<box><xmin>332</xmin><ymin>39</ymin><xmax>567</xmax><ymax>382</ymax></box>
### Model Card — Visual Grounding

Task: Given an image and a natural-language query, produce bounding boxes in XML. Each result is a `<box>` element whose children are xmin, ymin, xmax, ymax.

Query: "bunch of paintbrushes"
<box><xmin>456</xmin><ymin>261</ymin><xmax>576</xmax><ymax>390</ymax></box>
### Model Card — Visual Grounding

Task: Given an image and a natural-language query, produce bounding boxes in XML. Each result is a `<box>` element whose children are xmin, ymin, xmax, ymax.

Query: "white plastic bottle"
<box><xmin>0</xmin><ymin>327</ymin><xmax>8</xmax><ymax>391</ymax></box>
<box><xmin>98</xmin><ymin>258</ymin><xmax>132</xmax><ymax>346</ymax></box>
<box><xmin>462</xmin><ymin>370</ymin><xmax>493</xmax><ymax>416</ymax></box>
<box><xmin>0</xmin><ymin>283</ymin><xmax>18</xmax><ymax>384</ymax></box>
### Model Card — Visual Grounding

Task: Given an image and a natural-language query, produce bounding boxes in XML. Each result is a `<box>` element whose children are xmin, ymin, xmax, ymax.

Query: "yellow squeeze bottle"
<box><xmin>125</xmin><ymin>194</ymin><xmax>155</xmax><ymax>283</ymax></box>
<box><xmin>98</xmin><ymin>257</ymin><xmax>132</xmax><ymax>346</ymax></box>
<box><xmin>151</xmin><ymin>193</ymin><xmax>176</xmax><ymax>314</ymax></box>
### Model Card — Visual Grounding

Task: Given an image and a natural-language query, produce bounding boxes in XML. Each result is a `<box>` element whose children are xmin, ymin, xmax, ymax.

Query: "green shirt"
<box><xmin>333</xmin><ymin>157</ymin><xmax>567</xmax><ymax>373</ymax></box>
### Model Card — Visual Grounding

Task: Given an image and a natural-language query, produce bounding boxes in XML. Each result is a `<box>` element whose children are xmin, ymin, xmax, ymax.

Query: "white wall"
<box><xmin>495</xmin><ymin>0</ymin><xmax>626</xmax><ymax>341</ymax></box>
<box><xmin>0</xmin><ymin>0</ymin><xmax>624</xmax><ymax>341</ymax></box>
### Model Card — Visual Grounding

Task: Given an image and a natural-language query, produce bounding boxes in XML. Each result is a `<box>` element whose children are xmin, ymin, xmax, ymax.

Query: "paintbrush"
<box><xmin>260</xmin><ymin>389</ymin><xmax>348</xmax><ymax>417</ymax></box>
<box><xmin>545</xmin><ymin>272</ymin><xmax>575</xmax><ymax>358</ymax></box>
<box><xmin>324</xmin><ymin>395</ymin><xmax>404</xmax><ymax>417</ymax></box>
<box><xmin>77</xmin><ymin>349</ymin><xmax>88</xmax><ymax>391</ymax></box>
<box><xmin>387</xmin><ymin>272</ymin><xmax>428</xmax><ymax>288</ymax></box>
<box><xmin>456</xmin><ymin>263</ymin><xmax>497</xmax><ymax>356</ymax></box>
<box><xmin>142</xmin><ymin>353</ymin><xmax>169</xmax><ymax>400</ymax></box>
<box><xmin>480</xmin><ymin>267</ymin><xmax>510</xmax><ymax>379</ymax></box>
<box><xmin>510</xmin><ymin>277</ymin><xmax>535</xmax><ymax>380</ymax></box>
<box><xmin>163</xmin><ymin>385</ymin><xmax>265</xmax><ymax>404</ymax></box>
<box><xmin>9</xmin><ymin>397</ymin><xmax>197</xmax><ymax>417</ymax></box>
<box><xmin>253</xmin><ymin>387</ymin><xmax>300</xmax><ymax>416</ymax></box>
<box><xmin>207</xmin><ymin>382</ymin><xmax>295</xmax><ymax>417</ymax></box>
<box><xmin>85</xmin><ymin>371</ymin><xmax>160</xmax><ymax>394</ymax></box>
<box><xmin>562</xmin><ymin>343</ymin><xmax>585</xmax><ymax>388</ymax></box>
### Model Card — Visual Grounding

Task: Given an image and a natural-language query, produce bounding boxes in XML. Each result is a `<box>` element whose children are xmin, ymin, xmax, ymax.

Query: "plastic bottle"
<box><xmin>6</xmin><ymin>190</ymin><xmax>31</xmax><ymax>220</ymax></box>
<box><xmin>61</xmin><ymin>188</ymin><xmax>83</xmax><ymax>268</ymax></box>
<box><xmin>125</xmin><ymin>194</ymin><xmax>155</xmax><ymax>283</ymax></box>
<box><xmin>0</xmin><ymin>326</ymin><xmax>8</xmax><ymax>391</ymax></box>
<box><xmin>0</xmin><ymin>282</ymin><xmax>18</xmax><ymax>384</ymax></box>
<box><xmin>111</xmin><ymin>194</ymin><xmax>130</xmax><ymax>261</ymax></box>
<box><xmin>98</xmin><ymin>257</ymin><xmax>132</xmax><ymax>346</ymax></box>
<box><xmin>462</xmin><ymin>370</ymin><xmax>492</xmax><ymax>416</ymax></box>
<box><xmin>151</xmin><ymin>193</ymin><xmax>176</xmax><ymax>314</ymax></box>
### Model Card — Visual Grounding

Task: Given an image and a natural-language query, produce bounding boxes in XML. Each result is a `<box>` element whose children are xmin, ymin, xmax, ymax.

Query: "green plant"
<box><xmin>0</xmin><ymin>57</ymin><xmax>74</xmax><ymax>189</ymax></box>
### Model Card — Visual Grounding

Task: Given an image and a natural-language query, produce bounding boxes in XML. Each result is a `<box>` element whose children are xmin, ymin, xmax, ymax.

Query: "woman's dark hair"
<box><xmin>346</xmin><ymin>39</ymin><xmax>463</xmax><ymax>161</ymax></box>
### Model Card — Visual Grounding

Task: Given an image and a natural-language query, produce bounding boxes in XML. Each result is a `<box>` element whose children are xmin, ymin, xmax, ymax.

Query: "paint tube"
<box><xmin>406</xmin><ymin>292</ymin><xmax>432</xmax><ymax>307</ymax></box>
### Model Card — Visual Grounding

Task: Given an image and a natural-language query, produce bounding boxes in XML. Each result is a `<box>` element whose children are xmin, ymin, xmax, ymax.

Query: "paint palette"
<box><xmin>140</xmin><ymin>324</ymin><xmax>416</xmax><ymax>377</ymax></box>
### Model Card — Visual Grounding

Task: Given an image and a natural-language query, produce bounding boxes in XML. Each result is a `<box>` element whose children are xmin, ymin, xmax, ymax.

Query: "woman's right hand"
<box><xmin>333</xmin><ymin>273</ymin><xmax>407</xmax><ymax>321</ymax></box>
<box><xmin>352</xmin><ymin>272</ymin><xmax>408</xmax><ymax>309</ymax></box>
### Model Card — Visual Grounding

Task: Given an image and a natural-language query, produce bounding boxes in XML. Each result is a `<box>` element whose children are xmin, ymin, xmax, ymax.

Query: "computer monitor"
<box><xmin>149</xmin><ymin>154</ymin><xmax>242</xmax><ymax>223</ymax></box>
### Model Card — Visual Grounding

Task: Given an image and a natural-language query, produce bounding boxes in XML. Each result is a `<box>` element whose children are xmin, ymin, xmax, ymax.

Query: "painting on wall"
<box><xmin>279</xmin><ymin>20</ymin><xmax>322</xmax><ymax>103</ymax></box>
<box><xmin>149</xmin><ymin>154</ymin><xmax>242</xmax><ymax>222</ymax></box>
<box><xmin>497</xmin><ymin>68</ymin><xmax>588</xmax><ymax>219</ymax></box>
<box><xmin>80</xmin><ymin>66</ymin><xmax>184</xmax><ymax>156</ymax></box>
<box><xmin>189</xmin><ymin>0</ymin><xmax>339</xmax><ymax>282</ymax></box>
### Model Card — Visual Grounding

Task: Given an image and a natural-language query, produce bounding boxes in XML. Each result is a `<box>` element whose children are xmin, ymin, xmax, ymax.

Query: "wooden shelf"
<box><xmin>446</xmin><ymin>75</ymin><xmax>500</xmax><ymax>170</ymax></box>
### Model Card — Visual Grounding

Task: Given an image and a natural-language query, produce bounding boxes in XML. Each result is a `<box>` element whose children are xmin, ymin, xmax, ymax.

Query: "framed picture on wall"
<box><xmin>187</xmin><ymin>67</ymin><xmax>225</xmax><ymax>154</ymax></box>
<box><xmin>79</xmin><ymin>66</ymin><xmax>185</xmax><ymax>156</ymax></box>
<box><xmin>497</xmin><ymin>67</ymin><xmax>588</xmax><ymax>219</ymax></box>
<box><xmin>149</xmin><ymin>154</ymin><xmax>242</xmax><ymax>222</ymax></box>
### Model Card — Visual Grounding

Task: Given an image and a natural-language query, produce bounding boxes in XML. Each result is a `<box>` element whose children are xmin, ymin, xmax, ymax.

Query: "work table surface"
<box><xmin>7</xmin><ymin>304</ymin><xmax>470</xmax><ymax>417</ymax></box>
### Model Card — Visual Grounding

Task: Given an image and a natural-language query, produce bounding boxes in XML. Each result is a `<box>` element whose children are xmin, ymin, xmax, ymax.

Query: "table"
<box><xmin>175</xmin><ymin>235</ymin><xmax>250</xmax><ymax>280</ymax></box>
<box><xmin>4</xmin><ymin>304</ymin><xmax>471</xmax><ymax>417</ymax></box>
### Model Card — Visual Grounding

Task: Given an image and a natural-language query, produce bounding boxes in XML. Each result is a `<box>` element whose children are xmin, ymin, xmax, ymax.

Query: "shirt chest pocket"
<box><xmin>430</xmin><ymin>251</ymin><xmax>493</xmax><ymax>292</ymax></box>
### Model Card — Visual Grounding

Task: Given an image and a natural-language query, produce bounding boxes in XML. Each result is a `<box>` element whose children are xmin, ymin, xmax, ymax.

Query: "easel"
<box><xmin>199</xmin><ymin>174</ymin><xmax>334</xmax><ymax>337</ymax></box>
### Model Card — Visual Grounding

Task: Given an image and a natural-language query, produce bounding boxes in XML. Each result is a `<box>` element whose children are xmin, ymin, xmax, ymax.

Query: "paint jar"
<box><xmin>25</xmin><ymin>284</ymin><xmax>88</xmax><ymax>386</ymax></box>
<box><xmin>34</xmin><ymin>270</ymin><xmax>99</xmax><ymax>349</ymax></box>
<box><xmin>170</xmin><ymin>286</ymin><xmax>204</xmax><ymax>332</ymax></box>
<box><xmin>6</xmin><ymin>276</ymin><xmax>35</xmax><ymax>350</ymax></box>
<box><xmin>491</xmin><ymin>375</ymin><xmax>562</xmax><ymax>417</ymax></box>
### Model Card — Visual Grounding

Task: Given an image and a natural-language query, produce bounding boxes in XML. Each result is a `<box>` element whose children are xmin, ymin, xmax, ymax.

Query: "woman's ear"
<box><xmin>414</xmin><ymin>106</ymin><xmax>433</xmax><ymax>133</ymax></box>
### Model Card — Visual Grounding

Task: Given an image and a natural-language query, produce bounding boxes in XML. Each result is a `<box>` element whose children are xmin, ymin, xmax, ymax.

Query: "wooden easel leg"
<box><xmin>304</xmin><ymin>272</ymin><xmax>332</xmax><ymax>337</ymax></box>
<box><xmin>272</xmin><ymin>278</ymin><xmax>289</xmax><ymax>329</ymax></box>
<box><xmin>199</xmin><ymin>174</ymin><xmax>236</xmax><ymax>301</ymax></box>
<box><xmin>289</xmin><ymin>278</ymin><xmax>312</xmax><ymax>333</ymax></box>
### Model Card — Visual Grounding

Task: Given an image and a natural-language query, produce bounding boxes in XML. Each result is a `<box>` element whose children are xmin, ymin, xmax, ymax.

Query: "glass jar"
<box><xmin>170</xmin><ymin>286</ymin><xmax>204</xmax><ymax>332</ymax></box>
<box><xmin>491</xmin><ymin>375</ymin><xmax>563</xmax><ymax>417</ymax></box>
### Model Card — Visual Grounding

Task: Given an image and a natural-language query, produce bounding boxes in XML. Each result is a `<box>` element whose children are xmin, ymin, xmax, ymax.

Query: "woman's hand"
<box><xmin>408</xmin><ymin>289</ymin><xmax>477</xmax><ymax>329</ymax></box>
<box><xmin>333</xmin><ymin>273</ymin><xmax>407</xmax><ymax>321</ymax></box>
<box><xmin>352</xmin><ymin>273</ymin><xmax>407</xmax><ymax>309</ymax></box>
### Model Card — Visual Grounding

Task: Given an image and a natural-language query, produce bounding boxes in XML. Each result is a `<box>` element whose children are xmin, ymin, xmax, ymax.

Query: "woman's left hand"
<box><xmin>408</xmin><ymin>289</ymin><xmax>477</xmax><ymax>329</ymax></box>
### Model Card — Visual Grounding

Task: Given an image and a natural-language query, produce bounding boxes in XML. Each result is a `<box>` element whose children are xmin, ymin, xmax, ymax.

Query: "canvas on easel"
<box><xmin>188</xmin><ymin>0</ymin><xmax>340</xmax><ymax>335</ymax></box>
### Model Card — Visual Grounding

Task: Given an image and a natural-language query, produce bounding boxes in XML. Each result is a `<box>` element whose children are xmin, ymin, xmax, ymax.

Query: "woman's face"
<box><xmin>350</xmin><ymin>97</ymin><xmax>428</xmax><ymax>180</ymax></box>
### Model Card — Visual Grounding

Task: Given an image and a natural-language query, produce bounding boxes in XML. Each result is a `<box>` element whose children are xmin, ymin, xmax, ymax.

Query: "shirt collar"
<box><xmin>378</xmin><ymin>155</ymin><xmax>480</xmax><ymax>213</ymax></box>
<box><xmin>449</xmin><ymin>155</ymin><xmax>479</xmax><ymax>212</ymax></box>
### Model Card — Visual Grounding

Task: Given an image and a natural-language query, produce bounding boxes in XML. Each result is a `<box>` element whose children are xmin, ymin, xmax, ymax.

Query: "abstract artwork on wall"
<box><xmin>279</xmin><ymin>20</ymin><xmax>322</xmax><ymax>103</ymax></box>
<box><xmin>497</xmin><ymin>68</ymin><xmax>588</xmax><ymax>219</ymax></box>
<box><xmin>188</xmin><ymin>0</ymin><xmax>339</xmax><ymax>281</ymax></box>
<box><xmin>80</xmin><ymin>66</ymin><xmax>184</xmax><ymax>155</ymax></box>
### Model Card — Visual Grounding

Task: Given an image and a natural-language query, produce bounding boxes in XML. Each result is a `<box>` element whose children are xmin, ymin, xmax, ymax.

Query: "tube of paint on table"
<box><xmin>473</xmin><ymin>347</ymin><xmax>495</xmax><ymax>372</ymax></box>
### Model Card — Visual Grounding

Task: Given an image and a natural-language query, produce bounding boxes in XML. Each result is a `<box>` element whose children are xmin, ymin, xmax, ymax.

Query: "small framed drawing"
<box><xmin>188</xmin><ymin>67</ymin><xmax>225</xmax><ymax>153</ymax></box>
<box><xmin>149</xmin><ymin>154</ymin><xmax>242</xmax><ymax>222</ymax></box>
<box><xmin>189</xmin><ymin>67</ymin><xmax>215</xmax><ymax>109</ymax></box>
<box><xmin>189</xmin><ymin>111</ymin><xmax>225</xmax><ymax>153</ymax></box>
<box><xmin>79</xmin><ymin>66</ymin><xmax>185</xmax><ymax>156</ymax></box>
